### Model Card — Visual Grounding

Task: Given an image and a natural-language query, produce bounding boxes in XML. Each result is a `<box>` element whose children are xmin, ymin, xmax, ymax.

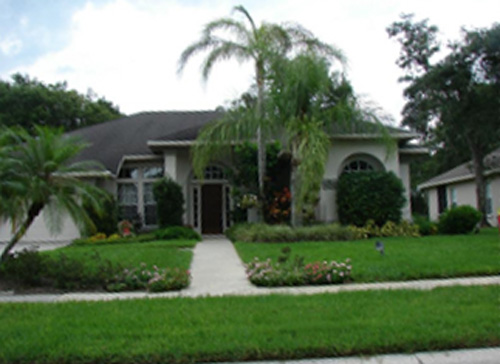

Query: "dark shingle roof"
<box><xmin>69</xmin><ymin>109</ymin><xmax>421</xmax><ymax>175</ymax></box>
<box><xmin>69</xmin><ymin>110</ymin><xmax>222</xmax><ymax>173</ymax></box>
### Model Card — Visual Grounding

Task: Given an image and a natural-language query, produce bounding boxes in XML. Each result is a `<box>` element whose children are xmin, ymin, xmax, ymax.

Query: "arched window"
<box><xmin>194</xmin><ymin>165</ymin><xmax>227</xmax><ymax>180</ymax></box>
<box><xmin>340</xmin><ymin>154</ymin><xmax>384</xmax><ymax>175</ymax></box>
<box><xmin>342</xmin><ymin>159</ymin><xmax>375</xmax><ymax>173</ymax></box>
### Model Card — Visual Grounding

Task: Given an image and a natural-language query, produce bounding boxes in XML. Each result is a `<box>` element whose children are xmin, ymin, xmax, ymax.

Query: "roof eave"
<box><xmin>418</xmin><ymin>168</ymin><xmax>500</xmax><ymax>190</ymax></box>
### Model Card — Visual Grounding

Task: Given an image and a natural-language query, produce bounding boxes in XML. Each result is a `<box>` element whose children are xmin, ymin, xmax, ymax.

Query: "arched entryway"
<box><xmin>190</xmin><ymin>165</ymin><xmax>231</xmax><ymax>234</ymax></box>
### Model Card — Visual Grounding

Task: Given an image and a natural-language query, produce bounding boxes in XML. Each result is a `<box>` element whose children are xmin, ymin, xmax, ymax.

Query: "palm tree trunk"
<box><xmin>0</xmin><ymin>203</ymin><xmax>44</xmax><ymax>264</ymax></box>
<box><xmin>290</xmin><ymin>142</ymin><xmax>302</xmax><ymax>227</ymax></box>
<box><xmin>256</xmin><ymin>63</ymin><xmax>266</xmax><ymax>222</ymax></box>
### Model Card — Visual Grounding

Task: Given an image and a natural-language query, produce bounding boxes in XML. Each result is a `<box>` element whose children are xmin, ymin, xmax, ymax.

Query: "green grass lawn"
<box><xmin>235</xmin><ymin>228</ymin><xmax>500</xmax><ymax>282</ymax></box>
<box><xmin>0</xmin><ymin>285</ymin><xmax>498</xmax><ymax>363</ymax></box>
<box><xmin>43</xmin><ymin>239</ymin><xmax>197</xmax><ymax>271</ymax></box>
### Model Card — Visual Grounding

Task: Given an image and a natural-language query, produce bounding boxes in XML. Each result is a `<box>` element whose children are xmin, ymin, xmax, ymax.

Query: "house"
<box><xmin>0</xmin><ymin>111</ymin><xmax>425</xmax><ymax>242</ymax></box>
<box><xmin>418</xmin><ymin>147</ymin><xmax>500</xmax><ymax>226</ymax></box>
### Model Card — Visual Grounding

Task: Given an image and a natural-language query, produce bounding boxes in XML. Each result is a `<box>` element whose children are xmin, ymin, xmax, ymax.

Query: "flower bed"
<box><xmin>245</xmin><ymin>248</ymin><xmax>352</xmax><ymax>286</ymax></box>
<box><xmin>106</xmin><ymin>263</ymin><xmax>190</xmax><ymax>292</ymax></box>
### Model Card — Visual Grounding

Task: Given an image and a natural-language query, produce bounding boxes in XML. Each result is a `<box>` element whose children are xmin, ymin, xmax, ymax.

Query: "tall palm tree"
<box><xmin>266</xmin><ymin>53</ymin><xmax>391</xmax><ymax>226</ymax></box>
<box><xmin>0</xmin><ymin>126</ymin><xmax>107</xmax><ymax>263</ymax></box>
<box><xmin>178</xmin><ymin>5</ymin><xmax>343</xmax><ymax>212</ymax></box>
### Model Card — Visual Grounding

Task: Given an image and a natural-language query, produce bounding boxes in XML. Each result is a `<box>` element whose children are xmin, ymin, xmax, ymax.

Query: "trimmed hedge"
<box><xmin>337</xmin><ymin>171</ymin><xmax>406</xmax><ymax>227</ymax></box>
<box><xmin>153</xmin><ymin>177</ymin><xmax>184</xmax><ymax>228</ymax></box>
<box><xmin>154</xmin><ymin>226</ymin><xmax>202</xmax><ymax>241</ymax></box>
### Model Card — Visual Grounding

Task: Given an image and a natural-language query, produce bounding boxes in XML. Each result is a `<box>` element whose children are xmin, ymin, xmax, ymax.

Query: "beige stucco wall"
<box><xmin>0</xmin><ymin>177</ymin><xmax>115</xmax><ymax>244</ymax></box>
<box><xmin>0</xmin><ymin>213</ymin><xmax>80</xmax><ymax>243</ymax></box>
<box><xmin>318</xmin><ymin>139</ymin><xmax>404</xmax><ymax>222</ymax></box>
<box><xmin>426</xmin><ymin>175</ymin><xmax>499</xmax><ymax>226</ymax></box>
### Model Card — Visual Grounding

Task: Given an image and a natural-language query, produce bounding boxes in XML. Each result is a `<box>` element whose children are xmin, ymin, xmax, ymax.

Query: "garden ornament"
<box><xmin>375</xmin><ymin>240</ymin><xmax>385</xmax><ymax>256</ymax></box>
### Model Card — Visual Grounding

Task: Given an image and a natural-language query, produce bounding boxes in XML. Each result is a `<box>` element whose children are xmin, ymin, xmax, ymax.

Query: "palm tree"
<box><xmin>0</xmin><ymin>126</ymin><xmax>107</xmax><ymax>263</ymax></box>
<box><xmin>178</xmin><ymin>5</ymin><xmax>343</xmax><ymax>213</ymax></box>
<box><xmin>266</xmin><ymin>53</ymin><xmax>391</xmax><ymax>226</ymax></box>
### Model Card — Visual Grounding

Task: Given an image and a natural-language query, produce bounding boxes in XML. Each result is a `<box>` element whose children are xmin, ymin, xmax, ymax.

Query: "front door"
<box><xmin>201</xmin><ymin>184</ymin><xmax>223</xmax><ymax>234</ymax></box>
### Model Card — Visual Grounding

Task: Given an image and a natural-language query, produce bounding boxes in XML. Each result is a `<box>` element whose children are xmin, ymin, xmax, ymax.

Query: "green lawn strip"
<box><xmin>43</xmin><ymin>239</ymin><xmax>197</xmax><ymax>272</ymax></box>
<box><xmin>235</xmin><ymin>229</ymin><xmax>500</xmax><ymax>282</ymax></box>
<box><xmin>0</xmin><ymin>285</ymin><xmax>498</xmax><ymax>363</ymax></box>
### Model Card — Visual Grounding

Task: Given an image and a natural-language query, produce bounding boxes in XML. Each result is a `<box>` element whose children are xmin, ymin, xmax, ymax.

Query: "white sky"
<box><xmin>1</xmin><ymin>0</ymin><xmax>499</xmax><ymax>124</ymax></box>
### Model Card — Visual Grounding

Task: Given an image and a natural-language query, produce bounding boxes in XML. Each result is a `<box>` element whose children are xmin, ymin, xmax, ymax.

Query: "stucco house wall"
<box><xmin>1</xmin><ymin>111</ymin><xmax>424</xmax><ymax>242</ymax></box>
<box><xmin>319</xmin><ymin>139</ymin><xmax>405</xmax><ymax>222</ymax></box>
<box><xmin>420</xmin><ymin>147</ymin><xmax>500</xmax><ymax>227</ymax></box>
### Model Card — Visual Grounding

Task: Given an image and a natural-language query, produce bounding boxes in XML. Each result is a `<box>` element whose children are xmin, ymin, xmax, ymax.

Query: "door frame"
<box><xmin>189</xmin><ymin>168</ymin><xmax>231</xmax><ymax>235</ymax></box>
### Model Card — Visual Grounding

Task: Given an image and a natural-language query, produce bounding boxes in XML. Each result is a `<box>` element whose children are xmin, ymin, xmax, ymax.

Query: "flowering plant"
<box><xmin>245</xmin><ymin>252</ymin><xmax>352</xmax><ymax>287</ymax></box>
<box><xmin>106</xmin><ymin>262</ymin><xmax>190</xmax><ymax>292</ymax></box>
<box><xmin>240</xmin><ymin>193</ymin><xmax>259</xmax><ymax>209</ymax></box>
<box><xmin>118</xmin><ymin>220</ymin><xmax>133</xmax><ymax>237</ymax></box>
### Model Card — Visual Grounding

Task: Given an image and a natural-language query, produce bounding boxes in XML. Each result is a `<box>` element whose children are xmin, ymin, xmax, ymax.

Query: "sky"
<box><xmin>0</xmin><ymin>0</ymin><xmax>499</xmax><ymax>124</ymax></box>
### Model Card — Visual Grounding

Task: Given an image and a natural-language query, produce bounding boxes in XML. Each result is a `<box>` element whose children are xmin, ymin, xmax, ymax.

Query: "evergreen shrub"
<box><xmin>153</xmin><ymin>177</ymin><xmax>184</xmax><ymax>228</ymax></box>
<box><xmin>154</xmin><ymin>226</ymin><xmax>201</xmax><ymax>241</ymax></box>
<box><xmin>337</xmin><ymin>171</ymin><xmax>406</xmax><ymax>227</ymax></box>
<box><xmin>438</xmin><ymin>205</ymin><xmax>482</xmax><ymax>234</ymax></box>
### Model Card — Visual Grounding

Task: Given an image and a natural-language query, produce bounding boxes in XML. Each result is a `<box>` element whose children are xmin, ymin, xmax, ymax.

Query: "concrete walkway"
<box><xmin>1</xmin><ymin>237</ymin><xmax>499</xmax><ymax>364</ymax></box>
<box><xmin>217</xmin><ymin>347</ymin><xmax>500</xmax><ymax>364</ymax></box>
<box><xmin>0</xmin><ymin>236</ymin><xmax>499</xmax><ymax>302</ymax></box>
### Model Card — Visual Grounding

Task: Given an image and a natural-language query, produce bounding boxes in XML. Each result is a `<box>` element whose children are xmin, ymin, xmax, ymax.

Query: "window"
<box><xmin>342</xmin><ymin>159</ymin><xmax>375</xmax><ymax>174</ymax></box>
<box><xmin>486</xmin><ymin>182</ymin><xmax>492</xmax><ymax>215</ymax></box>
<box><xmin>203</xmin><ymin>165</ymin><xmax>226</xmax><ymax>180</ymax></box>
<box><xmin>117</xmin><ymin>164</ymin><xmax>163</xmax><ymax>226</ymax></box>
<box><xmin>450</xmin><ymin>187</ymin><xmax>457</xmax><ymax>208</ymax></box>
<box><xmin>144</xmin><ymin>166</ymin><xmax>163</xmax><ymax>179</ymax></box>
<box><xmin>118</xmin><ymin>184</ymin><xmax>138</xmax><ymax>221</ymax></box>
<box><xmin>118</xmin><ymin>167</ymin><xmax>139</xmax><ymax>179</ymax></box>
<box><xmin>143</xmin><ymin>183</ymin><xmax>157</xmax><ymax>225</ymax></box>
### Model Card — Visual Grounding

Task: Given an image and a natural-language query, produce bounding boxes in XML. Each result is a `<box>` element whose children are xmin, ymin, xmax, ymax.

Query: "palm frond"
<box><xmin>201</xmin><ymin>42</ymin><xmax>252</xmax><ymax>80</ymax></box>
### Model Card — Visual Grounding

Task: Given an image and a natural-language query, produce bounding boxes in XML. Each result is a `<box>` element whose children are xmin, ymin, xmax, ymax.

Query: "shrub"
<box><xmin>226</xmin><ymin>221</ymin><xmax>418</xmax><ymax>243</ymax></box>
<box><xmin>83</xmin><ymin>192</ymin><xmax>118</xmax><ymax>236</ymax></box>
<box><xmin>153</xmin><ymin>177</ymin><xmax>184</xmax><ymax>228</ymax></box>
<box><xmin>0</xmin><ymin>249</ymin><xmax>48</xmax><ymax>286</ymax></box>
<box><xmin>438</xmin><ymin>206</ymin><xmax>482</xmax><ymax>234</ymax></box>
<box><xmin>1</xmin><ymin>250</ymin><xmax>121</xmax><ymax>290</ymax></box>
<box><xmin>154</xmin><ymin>226</ymin><xmax>201</xmax><ymax>241</ymax></box>
<box><xmin>337</xmin><ymin>171</ymin><xmax>406</xmax><ymax>227</ymax></box>
<box><xmin>413</xmin><ymin>214</ymin><xmax>438</xmax><ymax>236</ymax></box>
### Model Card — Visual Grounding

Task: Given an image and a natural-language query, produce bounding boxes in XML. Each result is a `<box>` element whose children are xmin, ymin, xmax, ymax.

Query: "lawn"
<box><xmin>0</xmin><ymin>239</ymin><xmax>198</xmax><ymax>292</ymax></box>
<box><xmin>0</xmin><ymin>285</ymin><xmax>498</xmax><ymax>363</ymax></box>
<box><xmin>44</xmin><ymin>239</ymin><xmax>197</xmax><ymax>271</ymax></box>
<box><xmin>234</xmin><ymin>228</ymin><xmax>500</xmax><ymax>282</ymax></box>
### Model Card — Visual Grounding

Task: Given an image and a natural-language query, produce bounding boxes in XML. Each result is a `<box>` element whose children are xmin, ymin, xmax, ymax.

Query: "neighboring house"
<box><xmin>418</xmin><ymin>147</ymin><xmax>500</xmax><ymax>226</ymax></box>
<box><xmin>0</xmin><ymin>111</ymin><xmax>425</xmax><ymax>242</ymax></box>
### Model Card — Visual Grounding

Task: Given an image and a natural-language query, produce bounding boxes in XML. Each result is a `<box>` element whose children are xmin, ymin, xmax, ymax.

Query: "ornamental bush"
<box><xmin>337</xmin><ymin>171</ymin><xmax>406</xmax><ymax>227</ymax></box>
<box><xmin>438</xmin><ymin>205</ymin><xmax>482</xmax><ymax>234</ymax></box>
<box><xmin>153</xmin><ymin>177</ymin><xmax>184</xmax><ymax>228</ymax></box>
<box><xmin>154</xmin><ymin>226</ymin><xmax>201</xmax><ymax>241</ymax></box>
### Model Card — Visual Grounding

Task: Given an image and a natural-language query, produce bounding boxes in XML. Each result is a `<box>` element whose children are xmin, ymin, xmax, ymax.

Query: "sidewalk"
<box><xmin>0</xmin><ymin>237</ymin><xmax>499</xmax><ymax>302</ymax></box>
<box><xmin>1</xmin><ymin>237</ymin><xmax>499</xmax><ymax>364</ymax></box>
<box><xmin>216</xmin><ymin>347</ymin><xmax>500</xmax><ymax>364</ymax></box>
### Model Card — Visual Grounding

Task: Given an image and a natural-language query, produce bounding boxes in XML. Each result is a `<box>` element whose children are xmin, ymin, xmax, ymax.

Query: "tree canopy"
<box><xmin>178</xmin><ymin>5</ymin><xmax>343</xmax><ymax>212</ymax></box>
<box><xmin>388</xmin><ymin>16</ymin><xmax>500</xmax><ymax>222</ymax></box>
<box><xmin>0</xmin><ymin>73</ymin><xmax>123</xmax><ymax>131</ymax></box>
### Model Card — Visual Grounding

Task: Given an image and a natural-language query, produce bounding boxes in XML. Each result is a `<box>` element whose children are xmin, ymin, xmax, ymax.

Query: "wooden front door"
<box><xmin>201</xmin><ymin>184</ymin><xmax>223</xmax><ymax>234</ymax></box>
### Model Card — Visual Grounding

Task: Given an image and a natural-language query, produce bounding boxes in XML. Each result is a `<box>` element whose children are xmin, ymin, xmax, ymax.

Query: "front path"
<box><xmin>184</xmin><ymin>236</ymin><xmax>256</xmax><ymax>296</ymax></box>
<box><xmin>0</xmin><ymin>237</ymin><xmax>499</xmax><ymax>302</ymax></box>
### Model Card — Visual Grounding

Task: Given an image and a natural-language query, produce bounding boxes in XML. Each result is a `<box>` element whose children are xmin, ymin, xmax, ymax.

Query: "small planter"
<box><xmin>247</xmin><ymin>207</ymin><xmax>259</xmax><ymax>223</ymax></box>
